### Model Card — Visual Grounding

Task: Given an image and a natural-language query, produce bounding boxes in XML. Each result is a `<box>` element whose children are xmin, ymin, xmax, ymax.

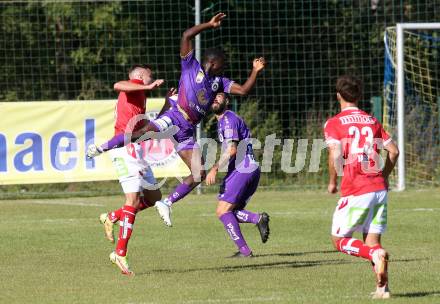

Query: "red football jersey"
<box><xmin>114</xmin><ymin>79</ymin><xmax>147</xmax><ymax>135</ymax></box>
<box><xmin>324</xmin><ymin>107</ymin><xmax>392</xmax><ymax>197</ymax></box>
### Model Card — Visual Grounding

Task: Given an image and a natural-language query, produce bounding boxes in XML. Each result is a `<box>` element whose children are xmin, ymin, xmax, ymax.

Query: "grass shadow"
<box><xmin>136</xmin><ymin>258</ymin><xmax>352</xmax><ymax>276</ymax></box>
<box><xmin>394</xmin><ymin>291</ymin><xmax>440</xmax><ymax>298</ymax></box>
<box><xmin>254</xmin><ymin>249</ymin><xmax>336</xmax><ymax>258</ymax></box>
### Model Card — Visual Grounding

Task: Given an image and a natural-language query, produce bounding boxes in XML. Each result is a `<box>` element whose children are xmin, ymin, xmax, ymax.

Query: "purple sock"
<box><xmin>234</xmin><ymin>209</ymin><xmax>260</xmax><ymax>224</ymax></box>
<box><xmin>99</xmin><ymin>133</ymin><xmax>126</xmax><ymax>152</ymax></box>
<box><xmin>219</xmin><ymin>212</ymin><xmax>251</xmax><ymax>256</ymax></box>
<box><xmin>167</xmin><ymin>183</ymin><xmax>193</xmax><ymax>204</ymax></box>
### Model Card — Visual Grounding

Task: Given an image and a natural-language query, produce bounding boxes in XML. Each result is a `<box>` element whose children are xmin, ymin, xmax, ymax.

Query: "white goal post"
<box><xmin>395</xmin><ymin>23</ymin><xmax>440</xmax><ymax>191</ymax></box>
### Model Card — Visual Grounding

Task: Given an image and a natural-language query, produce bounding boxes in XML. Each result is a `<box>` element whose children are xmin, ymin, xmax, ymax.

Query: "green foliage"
<box><xmin>203</xmin><ymin>100</ymin><xmax>328</xmax><ymax>188</ymax></box>
<box><xmin>0</xmin><ymin>0</ymin><xmax>438</xmax><ymax>188</ymax></box>
<box><xmin>236</xmin><ymin>99</ymin><xmax>282</xmax><ymax>141</ymax></box>
<box><xmin>0</xmin><ymin>1</ymin><xmax>189</xmax><ymax>101</ymax></box>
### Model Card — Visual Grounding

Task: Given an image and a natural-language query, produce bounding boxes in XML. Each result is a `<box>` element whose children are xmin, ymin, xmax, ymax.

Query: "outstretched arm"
<box><xmin>180</xmin><ymin>13</ymin><xmax>226</xmax><ymax>57</ymax></box>
<box><xmin>229</xmin><ymin>57</ymin><xmax>266</xmax><ymax>96</ymax></box>
<box><xmin>114</xmin><ymin>79</ymin><xmax>164</xmax><ymax>92</ymax></box>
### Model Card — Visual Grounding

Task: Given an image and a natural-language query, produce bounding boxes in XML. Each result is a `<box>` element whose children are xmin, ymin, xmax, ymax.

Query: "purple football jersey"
<box><xmin>178</xmin><ymin>50</ymin><xmax>234</xmax><ymax>124</ymax></box>
<box><xmin>218</xmin><ymin>110</ymin><xmax>258</xmax><ymax>173</ymax></box>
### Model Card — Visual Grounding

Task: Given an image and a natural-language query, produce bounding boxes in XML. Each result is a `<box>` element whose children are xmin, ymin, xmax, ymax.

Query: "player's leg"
<box><xmin>217</xmin><ymin>169</ymin><xmax>263</xmax><ymax>256</ymax></box>
<box><xmin>102</xmin><ymin>188</ymin><xmax>157</xmax><ymax>242</ymax></box>
<box><xmin>155</xmin><ymin>146</ymin><xmax>205</xmax><ymax>226</ymax></box>
<box><xmin>100</xmin><ymin>145</ymin><xmax>155</xmax><ymax>241</ymax></box>
<box><xmin>87</xmin><ymin>119</ymin><xmax>161</xmax><ymax>158</ymax></box>
<box><xmin>368</xmin><ymin>233</ymin><xmax>390</xmax><ymax>299</ymax></box>
<box><xmin>171</xmin><ymin>146</ymin><xmax>206</xmax><ymax>198</ymax></box>
<box><xmin>140</xmin><ymin>189</ymin><xmax>161</xmax><ymax>210</ymax></box>
<box><xmin>148</xmin><ymin>108</ymin><xmax>208</xmax><ymax>226</ymax></box>
<box><xmin>331</xmin><ymin>235</ymin><xmax>377</xmax><ymax>260</ymax></box>
<box><xmin>231</xmin><ymin>169</ymin><xmax>270</xmax><ymax>243</ymax></box>
<box><xmin>114</xmin><ymin>148</ymin><xmax>159</xmax><ymax>258</ymax></box>
<box><xmin>109</xmin><ymin>191</ymin><xmax>140</xmax><ymax>276</ymax></box>
<box><xmin>364</xmin><ymin>190</ymin><xmax>390</xmax><ymax>298</ymax></box>
<box><xmin>99</xmin><ymin>147</ymin><xmax>131</xmax><ymax>242</ymax></box>
<box><xmin>139</xmin><ymin>165</ymin><xmax>162</xmax><ymax>210</ymax></box>
<box><xmin>331</xmin><ymin>190</ymin><xmax>390</xmax><ymax>298</ymax></box>
<box><xmin>156</xmin><ymin>108</ymin><xmax>205</xmax><ymax>205</ymax></box>
<box><xmin>331</xmin><ymin>192</ymin><xmax>380</xmax><ymax>261</ymax></box>
<box><xmin>217</xmin><ymin>200</ymin><xmax>252</xmax><ymax>257</ymax></box>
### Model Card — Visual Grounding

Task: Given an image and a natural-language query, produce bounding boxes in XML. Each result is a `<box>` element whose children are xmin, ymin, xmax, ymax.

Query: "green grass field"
<box><xmin>1</xmin><ymin>190</ymin><xmax>439</xmax><ymax>304</ymax></box>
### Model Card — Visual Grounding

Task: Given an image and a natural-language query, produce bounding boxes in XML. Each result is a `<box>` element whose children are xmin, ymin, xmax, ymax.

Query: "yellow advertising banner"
<box><xmin>0</xmin><ymin>99</ymin><xmax>190</xmax><ymax>185</ymax></box>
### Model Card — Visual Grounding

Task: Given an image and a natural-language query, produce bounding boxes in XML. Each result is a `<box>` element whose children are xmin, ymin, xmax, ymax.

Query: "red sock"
<box><xmin>108</xmin><ymin>208</ymin><xmax>122</xmax><ymax>223</ymax></box>
<box><xmin>336</xmin><ymin>238</ymin><xmax>376</xmax><ymax>261</ymax></box>
<box><xmin>138</xmin><ymin>196</ymin><xmax>155</xmax><ymax>211</ymax></box>
<box><xmin>115</xmin><ymin>205</ymin><xmax>137</xmax><ymax>257</ymax></box>
<box><xmin>108</xmin><ymin>197</ymin><xmax>154</xmax><ymax>222</ymax></box>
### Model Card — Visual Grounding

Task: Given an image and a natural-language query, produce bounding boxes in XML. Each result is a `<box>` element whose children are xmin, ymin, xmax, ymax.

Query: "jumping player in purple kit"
<box><xmin>206</xmin><ymin>92</ymin><xmax>270</xmax><ymax>257</ymax></box>
<box><xmin>87</xmin><ymin>13</ymin><xmax>266</xmax><ymax>227</ymax></box>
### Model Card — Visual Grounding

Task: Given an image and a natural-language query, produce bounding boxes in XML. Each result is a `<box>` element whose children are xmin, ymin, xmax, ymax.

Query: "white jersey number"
<box><xmin>348</xmin><ymin>126</ymin><xmax>373</xmax><ymax>155</ymax></box>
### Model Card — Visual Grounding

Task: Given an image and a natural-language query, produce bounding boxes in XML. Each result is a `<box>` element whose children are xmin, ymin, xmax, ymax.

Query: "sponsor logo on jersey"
<box><xmin>196</xmin><ymin>88</ymin><xmax>209</xmax><ymax>105</ymax></box>
<box><xmin>196</xmin><ymin>70</ymin><xmax>204</xmax><ymax>83</ymax></box>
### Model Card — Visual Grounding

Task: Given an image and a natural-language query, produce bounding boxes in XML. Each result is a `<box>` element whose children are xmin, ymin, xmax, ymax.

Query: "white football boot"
<box><xmin>155</xmin><ymin>199</ymin><xmax>172</xmax><ymax>227</ymax></box>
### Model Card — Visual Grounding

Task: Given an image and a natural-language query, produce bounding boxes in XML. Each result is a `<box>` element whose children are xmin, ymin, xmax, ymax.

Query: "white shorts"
<box><xmin>331</xmin><ymin>190</ymin><xmax>388</xmax><ymax>237</ymax></box>
<box><xmin>108</xmin><ymin>143</ymin><xmax>157</xmax><ymax>193</ymax></box>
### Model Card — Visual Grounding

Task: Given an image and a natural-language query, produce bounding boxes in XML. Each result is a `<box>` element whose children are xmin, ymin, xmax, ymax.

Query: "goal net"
<box><xmin>384</xmin><ymin>25</ymin><xmax>440</xmax><ymax>188</ymax></box>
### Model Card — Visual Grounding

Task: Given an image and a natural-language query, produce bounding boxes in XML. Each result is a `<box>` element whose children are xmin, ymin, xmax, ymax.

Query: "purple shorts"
<box><xmin>218</xmin><ymin>167</ymin><xmax>260</xmax><ymax>208</ymax></box>
<box><xmin>151</xmin><ymin>108</ymin><xmax>196</xmax><ymax>151</ymax></box>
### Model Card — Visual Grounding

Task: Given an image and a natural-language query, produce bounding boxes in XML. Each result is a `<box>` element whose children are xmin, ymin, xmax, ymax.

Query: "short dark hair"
<box><xmin>203</xmin><ymin>48</ymin><xmax>226</xmax><ymax>63</ymax></box>
<box><xmin>129</xmin><ymin>64</ymin><xmax>152</xmax><ymax>74</ymax></box>
<box><xmin>336</xmin><ymin>75</ymin><xmax>363</xmax><ymax>103</ymax></box>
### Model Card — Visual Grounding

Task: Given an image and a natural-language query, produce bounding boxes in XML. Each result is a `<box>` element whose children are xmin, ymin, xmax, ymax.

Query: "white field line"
<box><xmin>181</xmin><ymin>297</ymin><xmax>282</xmax><ymax>303</ymax></box>
<box><xmin>0</xmin><ymin>200</ymin><xmax>103</xmax><ymax>207</ymax></box>
<box><xmin>198</xmin><ymin>208</ymin><xmax>437</xmax><ymax>218</ymax></box>
<box><xmin>126</xmin><ymin>297</ymin><xmax>283</xmax><ymax>304</ymax></box>
<box><xmin>0</xmin><ymin>218</ymin><xmax>96</xmax><ymax>225</ymax></box>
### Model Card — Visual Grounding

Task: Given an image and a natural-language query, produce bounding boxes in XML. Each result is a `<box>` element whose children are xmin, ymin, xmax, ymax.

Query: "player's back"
<box><xmin>114</xmin><ymin>79</ymin><xmax>146</xmax><ymax>135</ymax></box>
<box><xmin>324</xmin><ymin>107</ymin><xmax>392</xmax><ymax>197</ymax></box>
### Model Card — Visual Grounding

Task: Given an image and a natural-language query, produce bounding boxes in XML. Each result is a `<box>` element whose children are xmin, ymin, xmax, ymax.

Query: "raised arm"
<box><xmin>229</xmin><ymin>57</ymin><xmax>266</xmax><ymax>96</ymax></box>
<box><xmin>114</xmin><ymin>79</ymin><xmax>164</xmax><ymax>92</ymax></box>
<box><xmin>180</xmin><ymin>13</ymin><xmax>226</xmax><ymax>57</ymax></box>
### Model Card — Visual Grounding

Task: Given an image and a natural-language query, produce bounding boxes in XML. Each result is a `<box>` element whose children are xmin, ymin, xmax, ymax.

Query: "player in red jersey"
<box><xmin>324</xmin><ymin>75</ymin><xmax>399</xmax><ymax>299</ymax></box>
<box><xmin>97</xmin><ymin>64</ymin><xmax>165</xmax><ymax>275</ymax></box>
